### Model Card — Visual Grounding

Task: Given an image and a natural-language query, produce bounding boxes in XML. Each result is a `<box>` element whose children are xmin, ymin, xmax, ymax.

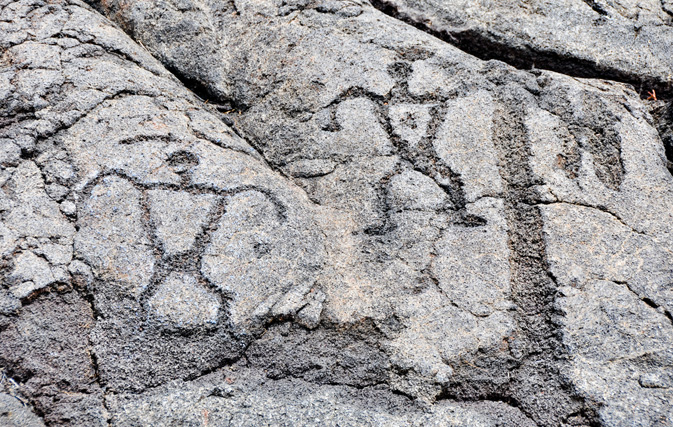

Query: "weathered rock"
<box><xmin>0</xmin><ymin>391</ymin><xmax>45</xmax><ymax>427</ymax></box>
<box><xmin>90</xmin><ymin>0</ymin><xmax>673</xmax><ymax>425</ymax></box>
<box><xmin>0</xmin><ymin>291</ymin><xmax>105</xmax><ymax>425</ymax></box>
<box><xmin>106</xmin><ymin>366</ymin><xmax>537</xmax><ymax>427</ymax></box>
<box><xmin>372</xmin><ymin>0</ymin><xmax>673</xmax><ymax>94</ymax></box>
<box><xmin>2</xmin><ymin>0</ymin><xmax>673</xmax><ymax>425</ymax></box>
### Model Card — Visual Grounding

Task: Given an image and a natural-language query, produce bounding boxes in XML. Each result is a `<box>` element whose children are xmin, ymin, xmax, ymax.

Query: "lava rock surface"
<box><xmin>1</xmin><ymin>0</ymin><xmax>672</xmax><ymax>426</ymax></box>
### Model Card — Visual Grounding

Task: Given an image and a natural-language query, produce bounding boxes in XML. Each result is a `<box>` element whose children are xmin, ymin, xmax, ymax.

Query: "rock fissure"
<box><xmin>3</xmin><ymin>0</ymin><xmax>673</xmax><ymax>425</ymax></box>
<box><xmin>369</xmin><ymin>0</ymin><xmax>673</xmax><ymax>99</ymax></box>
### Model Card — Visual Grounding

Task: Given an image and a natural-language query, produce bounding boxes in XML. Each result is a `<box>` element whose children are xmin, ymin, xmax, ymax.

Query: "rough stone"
<box><xmin>1</xmin><ymin>0</ymin><xmax>672</xmax><ymax>425</ymax></box>
<box><xmin>373</xmin><ymin>0</ymin><xmax>673</xmax><ymax>93</ymax></box>
<box><xmin>147</xmin><ymin>272</ymin><xmax>220</xmax><ymax>328</ymax></box>
<box><xmin>147</xmin><ymin>189</ymin><xmax>218</xmax><ymax>256</ymax></box>
<box><xmin>106</xmin><ymin>367</ymin><xmax>537</xmax><ymax>427</ymax></box>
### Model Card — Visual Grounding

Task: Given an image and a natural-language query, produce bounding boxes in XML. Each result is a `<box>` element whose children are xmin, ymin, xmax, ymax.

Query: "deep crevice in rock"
<box><xmin>651</xmin><ymin>100</ymin><xmax>673</xmax><ymax>175</ymax></box>
<box><xmin>369</xmin><ymin>0</ymin><xmax>673</xmax><ymax>100</ymax></box>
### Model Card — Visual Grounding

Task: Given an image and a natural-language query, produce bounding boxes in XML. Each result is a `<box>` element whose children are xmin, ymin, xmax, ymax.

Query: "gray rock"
<box><xmin>147</xmin><ymin>272</ymin><xmax>220</xmax><ymax>328</ymax></box>
<box><xmin>1</xmin><ymin>0</ymin><xmax>672</xmax><ymax>425</ymax></box>
<box><xmin>75</xmin><ymin>175</ymin><xmax>155</xmax><ymax>297</ymax></box>
<box><xmin>372</xmin><ymin>0</ymin><xmax>673</xmax><ymax>92</ymax></box>
<box><xmin>8</xmin><ymin>251</ymin><xmax>55</xmax><ymax>298</ymax></box>
<box><xmin>106</xmin><ymin>367</ymin><xmax>537</xmax><ymax>427</ymax></box>
<box><xmin>147</xmin><ymin>189</ymin><xmax>218</xmax><ymax>256</ymax></box>
<box><xmin>0</xmin><ymin>393</ymin><xmax>45</xmax><ymax>427</ymax></box>
<box><xmin>0</xmin><ymin>291</ymin><xmax>106</xmax><ymax>426</ymax></box>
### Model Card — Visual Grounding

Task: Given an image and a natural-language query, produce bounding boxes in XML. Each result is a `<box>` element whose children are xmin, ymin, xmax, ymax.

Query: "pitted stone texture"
<box><xmin>202</xmin><ymin>190</ymin><xmax>322</xmax><ymax>328</ymax></box>
<box><xmin>558</xmin><ymin>280</ymin><xmax>673</xmax><ymax>427</ymax></box>
<box><xmin>0</xmin><ymin>392</ymin><xmax>46</xmax><ymax>427</ymax></box>
<box><xmin>389</xmin><ymin>104</ymin><xmax>434</xmax><ymax>150</ymax></box>
<box><xmin>75</xmin><ymin>175</ymin><xmax>154</xmax><ymax>297</ymax></box>
<box><xmin>95</xmin><ymin>0</ymin><xmax>516</xmax><ymax>402</ymax></box>
<box><xmin>529</xmin><ymin>76</ymin><xmax>673</xmax><ymax>245</ymax></box>
<box><xmin>1</xmin><ymin>0</ymin><xmax>331</xmax><ymax>403</ymax></box>
<box><xmin>147</xmin><ymin>272</ymin><xmax>220</xmax><ymax>328</ymax></box>
<box><xmin>148</xmin><ymin>190</ymin><xmax>218</xmax><ymax>256</ymax></box>
<box><xmin>8</xmin><ymin>251</ymin><xmax>56</xmax><ymax>299</ymax></box>
<box><xmin>387</xmin><ymin>170</ymin><xmax>448</xmax><ymax>211</ymax></box>
<box><xmin>432</xmin><ymin>198</ymin><xmax>512</xmax><ymax>318</ymax></box>
<box><xmin>434</xmin><ymin>91</ymin><xmax>502</xmax><ymax>202</ymax></box>
<box><xmin>375</xmin><ymin>0</ymin><xmax>673</xmax><ymax>90</ymax></box>
<box><xmin>2</xmin><ymin>161</ymin><xmax>74</xmax><ymax>253</ymax></box>
<box><xmin>4</xmin><ymin>0</ymin><xmax>673</xmax><ymax>425</ymax></box>
<box><xmin>95</xmin><ymin>0</ymin><xmax>673</xmax><ymax>421</ymax></box>
<box><xmin>106</xmin><ymin>367</ymin><xmax>536</xmax><ymax>427</ymax></box>
<box><xmin>542</xmin><ymin>203</ymin><xmax>673</xmax><ymax>425</ymax></box>
<box><xmin>0</xmin><ymin>291</ymin><xmax>105</xmax><ymax>426</ymax></box>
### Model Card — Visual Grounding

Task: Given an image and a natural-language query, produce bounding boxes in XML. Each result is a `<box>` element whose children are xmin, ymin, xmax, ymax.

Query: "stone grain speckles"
<box><xmin>148</xmin><ymin>190</ymin><xmax>218</xmax><ymax>256</ymax></box>
<box><xmin>0</xmin><ymin>291</ymin><xmax>106</xmax><ymax>426</ymax></box>
<box><xmin>372</xmin><ymin>0</ymin><xmax>673</xmax><ymax>93</ymax></box>
<box><xmin>1</xmin><ymin>0</ymin><xmax>673</xmax><ymax>425</ymax></box>
<box><xmin>106</xmin><ymin>367</ymin><xmax>537</xmax><ymax>427</ymax></box>
<box><xmin>75</xmin><ymin>175</ymin><xmax>155</xmax><ymax>297</ymax></box>
<box><xmin>201</xmin><ymin>190</ymin><xmax>323</xmax><ymax>328</ymax></box>
<box><xmin>0</xmin><ymin>392</ymin><xmax>46</xmax><ymax>427</ymax></box>
<box><xmin>147</xmin><ymin>272</ymin><xmax>220</xmax><ymax>328</ymax></box>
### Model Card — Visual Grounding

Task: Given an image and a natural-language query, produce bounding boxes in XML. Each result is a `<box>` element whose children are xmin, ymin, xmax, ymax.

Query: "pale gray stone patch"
<box><xmin>59</xmin><ymin>200</ymin><xmax>76</xmax><ymax>216</ymax></box>
<box><xmin>543</xmin><ymin>203</ymin><xmax>673</xmax><ymax>426</ymax></box>
<box><xmin>324</xmin><ymin>97</ymin><xmax>394</xmax><ymax>158</ymax></box>
<box><xmin>147</xmin><ymin>272</ymin><xmax>220</xmax><ymax>328</ymax></box>
<box><xmin>0</xmin><ymin>141</ymin><xmax>21</xmax><ymax>166</ymax></box>
<box><xmin>7</xmin><ymin>40</ymin><xmax>61</xmax><ymax>70</ymax></box>
<box><xmin>106</xmin><ymin>367</ymin><xmax>535</xmax><ymax>427</ymax></box>
<box><xmin>189</xmin><ymin>140</ymin><xmax>300</xmax><ymax>192</ymax></box>
<box><xmin>13</xmin><ymin>68</ymin><xmax>65</xmax><ymax>110</ymax></box>
<box><xmin>3</xmin><ymin>161</ymin><xmax>75</xmax><ymax>242</ymax></box>
<box><xmin>202</xmin><ymin>190</ymin><xmax>321</xmax><ymax>327</ymax></box>
<box><xmin>407</xmin><ymin>59</ymin><xmax>479</xmax><ymax>99</ymax></box>
<box><xmin>8</xmin><ymin>251</ymin><xmax>54</xmax><ymax>298</ymax></box>
<box><xmin>148</xmin><ymin>190</ymin><xmax>218</xmax><ymax>256</ymax></box>
<box><xmin>639</xmin><ymin>372</ymin><xmax>673</xmax><ymax>389</ymax></box>
<box><xmin>46</xmin><ymin>183</ymin><xmax>70</xmax><ymax>201</ymax></box>
<box><xmin>298</xmin><ymin>156</ymin><xmax>399</xmax><ymax>228</ymax></box>
<box><xmin>62</xmin><ymin>96</ymin><xmax>185</xmax><ymax>186</ymax></box>
<box><xmin>296</xmin><ymin>289</ymin><xmax>326</xmax><ymax>329</ymax></box>
<box><xmin>34</xmin><ymin>241</ymin><xmax>73</xmax><ymax>265</ymax></box>
<box><xmin>0</xmin><ymin>393</ymin><xmax>46</xmax><ymax>427</ymax></box>
<box><xmin>388</xmin><ymin>103</ymin><xmax>434</xmax><ymax>150</ymax></box>
<box><xmin>42</xmin><ymin>158</ymin><xmax>75</xmax><ymax>183</ymax></box>
<box><xmin>68</xmin><ymin>260</ymin><xmax>93</xmax><ymax>286</ymax></box>
<box><xmin>75</xmin><ymin>175</ymin><xmax>155</xmax><ymax>297</ymax></box>
<box><xmin>432</xmin><ymin>197</ymin><xmax>512</xmax><ymax>317</ymax></box>
<box><xmin>527</xmin><ymin>71</ymin><xmax>673</xmax><ymax>247</ymax></box>
<box><xmin>0</xmin><ymin>222</ymin><xmax>18</xmax><ymax>259</ymax></box>
<box><xmin>0</xmin><ymin>291</ymin><xmax>21</xmax><ymax>315</ymax></box>
<box><xmin>558</xmin><ymin>280</ymin><xmax>673</xmax><ymax>427</ymax></box>
<box><xmin>387</xmin><ymin>170</ymin><xmax>448</xmax><ymax>211</ymax></box>
<box><xmin>433</xmin><ymin>91</ymin><xmax>502</xmax><ymax>202</ymax></box>
<box><xmin>285</xmin><ymin>158</ymin><xmax>337</xmax><ymax>178</ymax></box>
<box><xmin>387</xmin><ymin>288</ymin><xmax>515</xmax><ymax>398</ymax></box>
<box><xmin>541</xmin><ymin>203</ymin><xmax>673</xmax><ymax>314</ymax></box>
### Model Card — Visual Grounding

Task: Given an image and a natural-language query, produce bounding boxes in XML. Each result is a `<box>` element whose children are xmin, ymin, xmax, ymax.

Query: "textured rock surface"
<box><xmin>1</xmin><ymin>0</ymin><xmax>672</xmax><ymax>425</ymax></box>
<box><xmin>372</xmin><ymin>0</ymin><xmax>673</xmax><ymax>94</ymax></box>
